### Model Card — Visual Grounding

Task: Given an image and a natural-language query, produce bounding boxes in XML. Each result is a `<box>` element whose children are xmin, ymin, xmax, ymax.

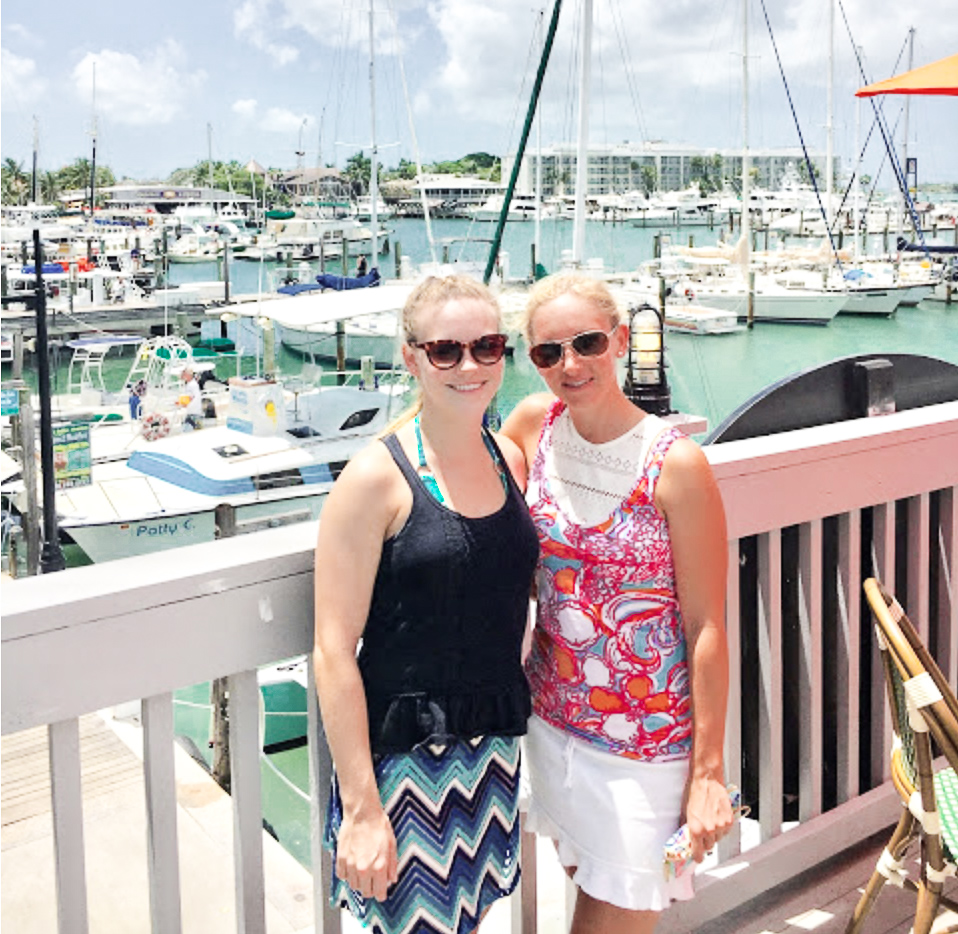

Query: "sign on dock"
<box><xmin>0</xmin><ymin>389</ymin><xmax>19</xmax><ymax>417</ymax></box>
<box><xmin>53</xmin><ymin>423</ymin><xmax>92</xmax><ymax>489</ymax></box>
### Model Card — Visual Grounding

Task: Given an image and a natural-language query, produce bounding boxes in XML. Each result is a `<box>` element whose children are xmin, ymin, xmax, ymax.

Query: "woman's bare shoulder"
<box><xmin>321</xmin><ymin>436</ymin><xmax>404</xmax><ymax>524</ymax></box>
<box><xmin>501</xmin><ymin>393</ymin><xmax>555</xmax><ymax>445</ymax></box>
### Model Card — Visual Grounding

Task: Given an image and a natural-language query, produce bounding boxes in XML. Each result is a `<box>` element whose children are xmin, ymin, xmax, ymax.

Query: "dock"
<box><xmin>0</xmin><ymin>291</ymin><xmax>273</xmax><ymax>343</ymax></box>
<box><xmin>1</xmin><ymin>711</ymin><xmax>315</xmax><ymax>933</ymax></box>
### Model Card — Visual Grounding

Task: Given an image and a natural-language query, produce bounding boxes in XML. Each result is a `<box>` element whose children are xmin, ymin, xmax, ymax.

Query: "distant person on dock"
<box><xmin>501</xmin><ymin>273</ymin><xmax>733</xmax><ymax>934</ymax></box>
<box><xmin>177</xmin><ymin>366</ymin><xmax>202</xmax><ymax>429</ymax></box>
<box><xmin>355</xmin><ymin>254</ymin><xmax>368</xmax><ymax>277</ymax></box>
<box><xmin>313</xmin><ymin>276</ymin><xmax>538</xmax><ymax>934</ymax></box>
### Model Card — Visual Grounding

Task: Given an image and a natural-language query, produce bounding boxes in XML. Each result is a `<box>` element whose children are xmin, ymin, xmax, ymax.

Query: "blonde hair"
<box><xmin>521</xmin><ymin>273</ymin><xmax>621</xmax><ymax>343</ymax></box>
<box><xmin>381</xmin><ymin>275</ymin><xmax>502</xmax><ymax>436</ymax></box>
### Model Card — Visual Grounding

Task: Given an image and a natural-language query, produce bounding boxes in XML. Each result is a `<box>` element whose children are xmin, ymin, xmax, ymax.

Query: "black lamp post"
<box><xmin>32</xmin><ymin>229</ymin><xmax>67</xmax><ymax>573</ymax></box>
<box><xmin>623</xmin><ymin>302</ymin><xmax>671</xmax><ymax>416</ymax></box>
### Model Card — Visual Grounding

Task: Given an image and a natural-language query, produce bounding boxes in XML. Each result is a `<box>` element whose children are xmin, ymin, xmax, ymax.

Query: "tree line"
<box><xmin>2</xmin><ymin>157</ymin><xmax>117</xmax><ymax>207</ymax></box>
<box><xmin>1</xmin><ymin>151</ymin><xmax>502</xmax><ymax>209</ymax></box>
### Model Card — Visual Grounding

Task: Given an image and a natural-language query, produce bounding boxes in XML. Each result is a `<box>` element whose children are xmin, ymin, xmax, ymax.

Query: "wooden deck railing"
<box><xmin>3</xmin><ymin>400</ymin><xmax>957</xmax><ymax>934</ymax></box>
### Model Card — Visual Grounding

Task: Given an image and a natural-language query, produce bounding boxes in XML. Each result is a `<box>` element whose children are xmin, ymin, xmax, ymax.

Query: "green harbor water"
<box><xmin>99</xmin><ymin>216</ymin><xmax>958</xmax><ymax>435</ymax></box>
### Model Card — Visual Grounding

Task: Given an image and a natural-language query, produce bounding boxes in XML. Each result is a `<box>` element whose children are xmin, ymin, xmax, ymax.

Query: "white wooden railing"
<box><xmin>3</xmin><ymin>400</ymin><xmax>957</xmax><ymax>934</ymax></box>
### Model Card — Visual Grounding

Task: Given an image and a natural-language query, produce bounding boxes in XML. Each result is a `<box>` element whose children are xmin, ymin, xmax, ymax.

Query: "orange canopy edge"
<box><xmin>856</xmin><ymin>53</ymin><xmax>958</xmax><ymax>97</ymax></box>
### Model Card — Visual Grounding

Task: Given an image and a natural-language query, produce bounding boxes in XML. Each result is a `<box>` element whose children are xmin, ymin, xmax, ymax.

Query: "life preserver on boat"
<box><xmin>141</xmin><ymin>412</ymin><xmax>170</xmax><ymax>441</ymax></box>
<box><xmin>684</xmin><ymin>287</ymin><xmax>695</xmax><ymax>301</ymax></box>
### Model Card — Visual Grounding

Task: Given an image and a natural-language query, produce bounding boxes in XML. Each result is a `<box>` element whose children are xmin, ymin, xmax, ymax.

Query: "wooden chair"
<box><xmin>845</xmin><ymin>578</ymin><xmax>958</xmax><ymax>934</ymax></box>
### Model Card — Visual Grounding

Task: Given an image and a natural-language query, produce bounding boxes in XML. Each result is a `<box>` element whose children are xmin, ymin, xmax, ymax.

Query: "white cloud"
<box><xmin>234</xmin><ymin>0</ymin><xmax>300</xmax><ymax>65</ymax></box>
<box><xmin>426</xmin><ymin>0</ymin><xmax>536</xmax><ymax>124</ymax></box>
<box><xmin>262</xmin><ymin>107</ymin><xmax>313</xmax><ymax>134</ymax></box>
<box><xmin>1</xmin><ymin>47</ymin><xmax>47</xmax><ymax>108</ymax></box>
<box><xmin>70</xmin><ymin>40</ymin><xmax>207</xmax><ymax>126</ymax></box>
<box><xmin>234</xmin><ymin>0</ymin><xmax>419</xmax><ymax>61</ymax></box>
<box><xmin>233</xmin><ymin>98</ymin><xmax>259</xmax><ymax>119</ymax></box>
<box><xmin>3</xmin><ymin>23</ymin><xmax>40</xmax><ymax>45</ymax></box>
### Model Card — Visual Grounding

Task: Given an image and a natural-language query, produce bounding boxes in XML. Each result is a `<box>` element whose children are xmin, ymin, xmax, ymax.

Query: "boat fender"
<box><xmin>141</xmin><ymin>413</ymin><xmax>171</xmax><ymax>442</ymax></box>
<box><xmin>685</xmin><ymin>287</ymin><xmax>695</xmax><ymax>301</ymax></box>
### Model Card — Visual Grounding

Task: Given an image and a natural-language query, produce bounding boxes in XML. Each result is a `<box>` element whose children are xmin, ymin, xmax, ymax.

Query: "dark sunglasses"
<box><xmin>528</xmin><ymin>325</ymin><xmax>618</xmax><ymax>369</ymax></box>
<box><xmin>408</xmin><ymin>333</ymin><xmax>508</xmax><ymax>369</ymax></box>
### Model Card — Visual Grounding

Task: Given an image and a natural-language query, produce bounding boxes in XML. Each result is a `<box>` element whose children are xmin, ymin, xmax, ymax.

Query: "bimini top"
<box><xmin>230</xmin><ymin>281</ymin><xmax>415</xmax><ymax>330</ymax></box>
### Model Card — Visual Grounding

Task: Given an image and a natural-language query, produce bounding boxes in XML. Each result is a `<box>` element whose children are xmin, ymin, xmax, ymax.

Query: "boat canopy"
<box><xmin>230</xmin><ymin>282</ymin><xmax>417</xmax><ymax>330</ymax></box>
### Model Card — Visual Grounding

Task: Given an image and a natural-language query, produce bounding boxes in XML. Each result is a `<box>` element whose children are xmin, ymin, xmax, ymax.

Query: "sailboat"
<box><xmin>641</xmin><ymin>0</ymin><xmax>847</xmax><ymax>324</ymax></box>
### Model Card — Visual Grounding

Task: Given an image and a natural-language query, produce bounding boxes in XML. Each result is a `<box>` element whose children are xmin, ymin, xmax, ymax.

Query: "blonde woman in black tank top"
<box><xmin>313</xmin><ymin>277</ymin><xmax>539</xmax><ymax>934</ymax></box>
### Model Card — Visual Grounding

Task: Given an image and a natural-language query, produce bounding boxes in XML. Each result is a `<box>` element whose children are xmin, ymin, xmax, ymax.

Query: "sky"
<box><xmin>2</xmin><ymin>0</ymin><xmax>956</xmax><ymax>188</ymax></box>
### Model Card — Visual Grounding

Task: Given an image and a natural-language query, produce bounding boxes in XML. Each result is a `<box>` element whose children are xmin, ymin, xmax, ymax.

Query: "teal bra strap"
<box><xmin>414</xmin><ymin>414</ymin><xmax>446</xmax><ymax>504</ymax></box>
<box><xmin>414</xmin><ymin>414</ymin><xmax>507</xmax><ymax>506</ymax></box>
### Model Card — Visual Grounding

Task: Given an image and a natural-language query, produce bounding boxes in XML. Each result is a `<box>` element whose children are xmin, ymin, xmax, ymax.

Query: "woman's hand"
<box><xmin>683</xmin><ymin>775</ymin><xmax>734</xmax><ymax>863</ymax></box>
<box><xmin>336</xmin><ymin>805</ymin><xmax>399</xmax><ymax>900</ymax></box>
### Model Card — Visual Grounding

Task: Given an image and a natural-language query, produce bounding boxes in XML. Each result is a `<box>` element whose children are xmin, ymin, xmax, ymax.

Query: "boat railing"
<box><xmin>2</xmin><ymin>400</ymin><xmax>956</xmax><ymax>934</ymax></box>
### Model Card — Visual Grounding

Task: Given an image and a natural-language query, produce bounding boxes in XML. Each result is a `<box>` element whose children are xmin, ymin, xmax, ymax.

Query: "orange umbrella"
<box><xmin>856</xmin><ymin>53</ymin><xmax>958</xmax><ymax>97</ymax></box>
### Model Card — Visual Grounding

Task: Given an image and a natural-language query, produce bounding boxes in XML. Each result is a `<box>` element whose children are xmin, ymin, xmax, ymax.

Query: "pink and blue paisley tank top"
<box><xmin>525</xmin><ymin>401</ymin><xmax>691</xmax><ymax>762</ymax></box>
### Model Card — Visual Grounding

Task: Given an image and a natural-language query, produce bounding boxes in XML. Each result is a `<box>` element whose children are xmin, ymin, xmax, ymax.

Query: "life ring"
<box><xmin>684</xmin><ymin>287</ymin><xmax>695</xmax><ymax>301</ymax></box>
<box><xmin>141</xmin><ymin>412</ymin><xmax>170</xmax><ymax>441</ymax></box>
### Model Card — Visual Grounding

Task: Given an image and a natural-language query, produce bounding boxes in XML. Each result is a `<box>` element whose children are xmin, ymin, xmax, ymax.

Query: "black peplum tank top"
<box><xmin>358</xmin><ymin>431</ymin><xmax>540</xmax><ymax>754</ymax></box>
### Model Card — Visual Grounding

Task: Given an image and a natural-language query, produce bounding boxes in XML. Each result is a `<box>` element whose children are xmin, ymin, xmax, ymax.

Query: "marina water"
<box><xmin>169</xmin><ymin>215</ymin><xmax>958</xmax><ymax>434</ymax></box>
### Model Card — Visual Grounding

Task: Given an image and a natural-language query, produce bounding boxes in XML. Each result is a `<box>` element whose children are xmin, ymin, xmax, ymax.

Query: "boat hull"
<box><xmin>688</xmin><ymin>290</ymin><xmax>845</xmax><ymax>324</ymax></box>
<box><xmin>837</xmin><ymin>288</ymin><xmax>900</xmax><ymax>316</ymax></box>
<box><xmin>63</xmin><ymin>493</ymin><xmax>326</xmax><ymax>565</ymax></box>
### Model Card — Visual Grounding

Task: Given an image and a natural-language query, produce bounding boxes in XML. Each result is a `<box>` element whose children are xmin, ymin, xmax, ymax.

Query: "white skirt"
<box><xmin>524</xmin><ymin>715</ymin><xmax>696</xmax><ymax>912</ymax></box>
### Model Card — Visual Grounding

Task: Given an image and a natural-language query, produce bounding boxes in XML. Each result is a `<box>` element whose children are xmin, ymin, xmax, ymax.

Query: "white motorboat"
<box><xmin>613</xmin><ymin>282</ymin><xmax>743</xmax><ymax>335</ymax></box>
<box><xmin>671</xmin><ymin>271</ymin><xmax>846</xmax><ymax>324</ymax></box>
<box><xmin>468</xmin><ymin>193</ymin><xmax>555</xmax><ymax>222</ymax></box>
<box><xmin>227</xmin><ymin>281</ymin><xmax>416</xmax><ymax>368</ymax></box>
<box><xmin>4</xmin><ymin>378</ymin><xmax>407</xmax><ymax>564</ymax></box>
<box><xmin>662</xmin><ymin>303</ymin><xmax>744</xmax><ymax>335</ymax></box>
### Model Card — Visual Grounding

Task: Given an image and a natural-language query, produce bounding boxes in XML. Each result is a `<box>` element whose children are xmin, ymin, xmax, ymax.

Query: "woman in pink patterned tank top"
<box><xmin>502</xmin><ymin>274</ymin><xmax>733</xmax><ymax>934</ymax></box>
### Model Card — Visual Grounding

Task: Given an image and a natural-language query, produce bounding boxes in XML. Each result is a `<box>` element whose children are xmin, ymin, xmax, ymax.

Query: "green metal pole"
<box><xmin>483</xmin><ymin>0</ymin><xmax>563</xmax><ymax>285</ymax></box>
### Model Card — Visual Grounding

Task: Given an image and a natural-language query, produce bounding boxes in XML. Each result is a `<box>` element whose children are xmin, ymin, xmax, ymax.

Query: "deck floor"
<box><xmin>694</xmin><ymin>828</ymin><xmax>958</xmax><ymax>934</ymax></box>
<box><xmin>3</xmin><ymin>714</ymin><xmax>956</xmax><ymax>933</ymax></box>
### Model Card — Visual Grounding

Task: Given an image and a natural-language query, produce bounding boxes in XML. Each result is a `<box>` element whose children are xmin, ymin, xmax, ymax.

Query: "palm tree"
<box><xmin>640</xmin><ymin>165</ymin><xmax>657</xmax><ymax>198</ymax></box>
<box><xmin>40</xmin><ymin>171</ymin><xmax>61</xmax><ymax>206</ymax></box>
<box><xmin>2</xmin><ymin>158</ymin><xmax>29</xmax><ymax>205</ymax></box>
<box><xmin>58</xmin><ymin>157</ymin><xmax>93</xmax><ymax>192</ymax></box>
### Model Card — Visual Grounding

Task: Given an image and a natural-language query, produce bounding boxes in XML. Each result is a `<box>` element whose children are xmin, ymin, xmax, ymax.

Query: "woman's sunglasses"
<box><xmin>408</xmin><ymin>333</ymin><xmax>508</xmax><ymax>369</ymax></box>
<box><xmin>528</xmin><ymin>325</ymin><xmax>618</xmax><ymax>369</ymax></box>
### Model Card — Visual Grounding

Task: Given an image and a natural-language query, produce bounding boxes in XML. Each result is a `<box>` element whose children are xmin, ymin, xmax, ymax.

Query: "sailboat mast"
<box><xmin>89</xmin><ymin>62</ymin><xmax>98</xmax><ymax>222</ymax></box>
<box><xmin>207</xmin><ymin>122</ymin><xmax>215</xmax><ymax>216</ymax></box>
<box><xmin>534</xmin><ymin>9</ymin><xmax>544</xmax><ymax>266</ymax></box>
<box><xmin>853</xmin><ymin>46</ymin><xmax>862</xmax><ymax>261</ymax></box>
<box><xmin>741</xmin><ymin>0</ymin><xmax>750</xmax><ymax>264</ymax></box>
<box><xmin>572</xmin><ymin>0</ymin><xmax>593</xmax><ymax>267</ymax></box>
<box><xmin>368</xmin><ymin>0</ymin><xmax>379</xmax><ymax>259</ymax></box>
<box><xmin>826</xmin><ymin>0</ymin><xmax>834</xmax><ymax>228</ymax></box>
<box><xmin>31</xmin><ymin>116</ymin><xmax>39</xmax><ymax>205</ymax></box>
<box><xmin>900</xmin><ymin>26</ymin><xmax>914</xmax><ymax>237</ymax></box>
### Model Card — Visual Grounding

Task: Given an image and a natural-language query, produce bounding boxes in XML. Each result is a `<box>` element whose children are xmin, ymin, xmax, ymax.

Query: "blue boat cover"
<box><xmin>21</xmin><ymin>263</ymin><xmax>66</xmax><ymax>275</ymax></box>
<box><xmin>314</xmin><ymin>268</ymin><xmax>381</xmax><ymax>291</ymax></box>
<box><xmin>277</xmin><ymin>282</ymin><xmax>324</xmax><ymax>295</ymax></box>
<box><xmin>128</xmin><ymin>449</ymin><xmax>336</xmax><ymax>496</ymax></box>
<box><xmin>897</xmin><ymin>236</ymin><xmax>958</xmax><ymax>255</ymax></box>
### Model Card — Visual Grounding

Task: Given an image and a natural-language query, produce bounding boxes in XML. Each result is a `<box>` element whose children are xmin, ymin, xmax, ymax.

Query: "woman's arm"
<box><xmin>500</xmin><ymin>392</ymin><xmax>554</xmax><ymax>471</ymax></box>
<box><xmin>313</xmin><ymin>444</ymin><xmax>402</xmax><ymax>899</ymax></box>
<box><xmin>492</xmin><ymin>432</ymin><xmax>529</xmax><ymax>492</ymax></box>
<box><xmin>657</xmin><ymin>437</ymin><xmax>733</xmax><ymax>862</ymax></box>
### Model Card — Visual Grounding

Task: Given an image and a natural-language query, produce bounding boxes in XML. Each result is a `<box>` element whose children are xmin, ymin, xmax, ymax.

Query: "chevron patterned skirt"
<box><xmin>324</xmin><ymin>736</ymin><xmax>521</xmax><ymax>934</ymax></box>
